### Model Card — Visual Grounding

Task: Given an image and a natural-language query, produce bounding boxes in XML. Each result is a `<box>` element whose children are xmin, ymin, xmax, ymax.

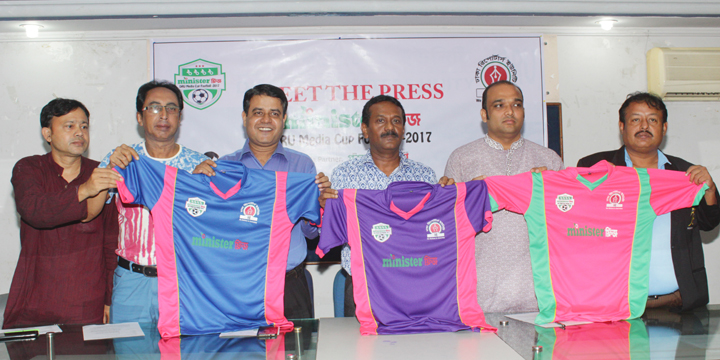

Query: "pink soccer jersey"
<box><xmin>484</xmin><ymin>160</ymin><xmax>708</xmax><ymax>324</ymax></box>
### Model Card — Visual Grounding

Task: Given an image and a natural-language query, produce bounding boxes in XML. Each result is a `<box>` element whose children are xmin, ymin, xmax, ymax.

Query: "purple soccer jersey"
<box><xmin>317</xmin><ymin>181</ymin><xmax>496</xmax><ymax>335</ymax></box>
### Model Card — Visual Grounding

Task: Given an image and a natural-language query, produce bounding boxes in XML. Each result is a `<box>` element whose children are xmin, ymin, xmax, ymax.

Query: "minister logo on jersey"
<box><xmin>371</xmin><ymin>223</ymin><xmax>392</xmax><ymax>242</ymax></box>
<box><xmin>485</xmin><ymin>160</ymin><xmax>708</xmax><ymax>324</ymax></box>
<box><xmin>556</xmin><ymin>193</ymin><xmax>574</xmax><ymax>212</ymax></box>
<box><xmin>185</xmin><ymin>197</ymin><xmax>207</xmax><ymax>217</ymax></box>
<box><xmin>317</xmin><ymin>181</ymin><xmax>496</xmax><ymax>335</ymax></box>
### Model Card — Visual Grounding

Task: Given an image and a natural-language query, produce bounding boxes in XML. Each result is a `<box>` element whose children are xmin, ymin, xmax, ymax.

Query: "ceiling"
<box><xmin>1</xmin><ymin>0</ymin><xmax>719</xmax><ymax>36</ymax></box>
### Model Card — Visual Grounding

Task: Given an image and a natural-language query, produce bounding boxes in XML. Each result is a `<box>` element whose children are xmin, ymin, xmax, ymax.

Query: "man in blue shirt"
<box><xmin>194</xmin><ymin>84</ymin><xmax>330</xmax><ymax>319</ymax></box>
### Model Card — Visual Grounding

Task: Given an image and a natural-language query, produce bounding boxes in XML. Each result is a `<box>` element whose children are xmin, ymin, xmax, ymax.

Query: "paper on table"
<box><xmin>82</xmin><ymin>322</ymin><xmax>145</xmax><ymax>341</ymax></box>
<box><xmin>219</xmin><ymin>329</ymin><xmax>258</xmax><ymax>338</ymax></box>
<box><xmin>0</xmin><ymin>325</ymin><xmax>62</xmax><ymax>336</ymax></box>
<box><xmin>504</xmin><ymin>313</ymin><xmax>593</xmax><ymax>328</ymax></box>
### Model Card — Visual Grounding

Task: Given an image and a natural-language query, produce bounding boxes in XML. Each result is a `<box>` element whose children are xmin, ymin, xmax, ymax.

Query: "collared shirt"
<box><xmin>444</xmin><ymin>135</ymin><xmax>565</xmax><ymax>313</ymax></box>
<box><xmin>5</xmin><ymin>153</ymin><xmax>118</xmax><ymax>328</ymax></box>
<box><xmin>100</xmin><ymin>142</ymin><xmax>209</xmax><ymax>265</ymax></box>
<box><xmin>220</xmin><ymin>140</ymin><xmax>318</xmax><ymax>271</ymax></box>
<box><xmin>332</xmin><ymin>150</ymin><xmax>438</xmax><ymax>275</ymax></box>
<box><xmin>624</xmin><ymin>149</ymin><xmax>678</xmax><ymax>295</ymax></box>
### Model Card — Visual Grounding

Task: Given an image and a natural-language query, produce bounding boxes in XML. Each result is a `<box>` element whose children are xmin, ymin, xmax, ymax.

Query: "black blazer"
<box><xmin>577</xmin><ymin>147</ymin><xmax>720</xmax><ymax>312</ymax></box>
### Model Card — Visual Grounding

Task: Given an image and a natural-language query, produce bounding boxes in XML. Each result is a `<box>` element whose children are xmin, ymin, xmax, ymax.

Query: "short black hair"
<box><xmin>136</xmin><ymin>80</ymin><xmax>184</xmax><ymax>113</ymax></box>
<box><xmin>361</xmin><ymin>95</ymin><xmax>406</xmax><ymax>126</ymax></box>
<box><xmin>481</xmin><ymin>80</ymin><xmax>524</xmax><ymax>113</ymax></box>
<box><xmin>243</xmin><ymin>84</ymin><xmax>288</xmax><ymax>116</ymax></box>
<box><xmin>40</xmin><ymin>98</ymin><xmax>89</xmax><ymax>128</ymax></box>
<box><xmin>619</xmin><ymin>92</ymin><xmax>667</xmax><ymax>124</ymax></box>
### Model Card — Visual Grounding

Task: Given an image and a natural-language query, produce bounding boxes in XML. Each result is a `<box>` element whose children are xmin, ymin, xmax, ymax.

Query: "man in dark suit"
<box><xmin>577</xmin><ymin>92</ymin><xmax>719</xmax><ymax>312</ymax></box>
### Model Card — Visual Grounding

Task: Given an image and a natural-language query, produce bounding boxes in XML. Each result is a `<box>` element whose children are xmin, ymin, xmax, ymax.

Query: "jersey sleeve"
<box><xmin>462</xmin><ymin>180</ymin><xmax>494</xmax><ymax>233</ymax></box>
<box><xmin>285</xmin><ymin>172</ymin><xmax>321</xmax><ymax>226</ymax></box>
<box><xmin>646</xmin><ymin>168</ymin><xmax>709</xmax><ymax>216</ymax></box>
<box><xmin>483</xmin><ymin>172</ymin><xmax>535</xmax><ymax>215</ymax></box>
<box><xmin>114</xmin><ymin>156</ymin><xmax>167</xmax><ymax>211</ymax></box>
<box><xmin>316</xmin><ymin>190</ymin><xmax>348</xmax><ymax>258</ymax></box>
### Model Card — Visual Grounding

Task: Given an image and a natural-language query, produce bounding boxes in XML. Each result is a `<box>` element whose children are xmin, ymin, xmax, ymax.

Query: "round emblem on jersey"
<box><xmin>426</xmin><ymin>219</ymin><xmax>446</xmax><ymax>240</ymax></box>
<box><xmin>555</xmin><ymin>193</ymin><xmax>574</xmax><ymax>212</ymax></box>
<box><xmin>239</xmin><ymin>202</ymin><xmax>259</xmax><ymax>223</ymax></box>
<box><xmin>371</xmin><ymin>223</ymin><xmax>392</xmax><ymax>243</ymax></box>
<box><xmin>185</xmin><ymin>197</ymin><xmax>207</xmax><ymax>217</ymax></box>
<box><xmin>606</xmin><ymin>190</ymin><xmax>624</xmax><ymax>210</ymax></box>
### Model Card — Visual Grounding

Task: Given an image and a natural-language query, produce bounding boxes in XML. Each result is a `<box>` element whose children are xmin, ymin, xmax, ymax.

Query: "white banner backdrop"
<box><xmin>152</xmin><ymin>35</ymin><xmax>545</xmax><ymax>176</ymax></box>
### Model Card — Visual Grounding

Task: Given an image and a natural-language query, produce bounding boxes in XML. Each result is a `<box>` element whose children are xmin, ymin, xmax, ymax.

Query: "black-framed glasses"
<box><xmin>143</xmin><ymin>104</ymin><xmax>180</xmax><ymax>114</ymax></box>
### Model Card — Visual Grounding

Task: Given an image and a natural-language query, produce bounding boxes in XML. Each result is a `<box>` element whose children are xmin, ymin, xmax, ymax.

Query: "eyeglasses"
<box><xmin>143</xmin><ymin>104</ymin><xmax>180</xmax><ymax>115</ymax></box>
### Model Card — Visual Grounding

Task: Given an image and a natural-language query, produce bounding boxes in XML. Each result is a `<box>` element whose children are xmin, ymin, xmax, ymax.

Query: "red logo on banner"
<box><xmin>483</xmin><ymin>63</ymin><xmax>510</xmax><ymax>85</ymax></box>
<box><xmin>475</xmin><ymin>55</ymin><xmax>518</xmax><ymax>88</ymax></box>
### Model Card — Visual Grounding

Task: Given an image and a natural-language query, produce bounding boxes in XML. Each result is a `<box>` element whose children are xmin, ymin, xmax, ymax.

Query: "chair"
<box><xmin>333</xmin><ymin>269</ymin><xmax>347</xmax><ymax>317</ymax></box>
<box><xmin>0</xmin><ymin>293</ymin><xmax>8</xmax><ymax>327</ymax></box>
<box><xmin>304</xmin><ymin>269</ymin><xmax>314</xmax><ymax>318</ymax></box>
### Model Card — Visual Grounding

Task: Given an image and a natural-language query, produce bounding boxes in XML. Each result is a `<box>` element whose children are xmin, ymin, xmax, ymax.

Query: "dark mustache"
<box><xmin>634</xmin><ymin>130</ymin><xmax>653</xmax><ymax>137</ymax></box>
<box><xmin>381</xmin><ymin>130</ymin><xmax>399</xmax><ymax>138</ymax></box>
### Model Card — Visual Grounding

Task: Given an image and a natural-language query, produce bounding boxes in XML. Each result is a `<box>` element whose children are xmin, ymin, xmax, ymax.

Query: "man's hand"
<box><xmin>319</xmin><ymin>187</ymin><xmax>338</xmax><ymax>209</ymax></box>
<box><xmin>107</xmin><ymin>144</ymin><xmax>140</xmax><ymax>169</ymax></box>
<box><xmin>687</xmin><ymin>165</ymin><xmax>717</xmax><ymax>205</ymax></box>
<box><xmin>438</xmin><ymin>176</ymin><xmax>456</xmax><ymax>187</ymax></box>
<box><xmin>471</xmin><ymin>175</ymin><xmax>487</xmax><ymax>181</ymax></box>
<box><xmin>103</xmin><ymin>305</ymin><xmax>110</xmax><ymax>324</ymax></box>
<box><xmin>316</xmin><ymin>172</ymin><xmax>331</xmax><ymax>190</ymax></box>
<box><xmin>193</xmin><ymin>160</ymin><xmax>217</xmax><ymax>176</ymax></box>
<box><xmin>316</xmin><ymin>173</ymin><xmax>337</xmax><ymax>209</ymax></box>
<box><xmin>530</xmin><ymin>166</ymin><xmax>548</xmax><ymax>173</ymax></box>
<box><xmin>78</xmin><ymin>168</ymin><xmax>123</xmax><ymax>202</ymax></box>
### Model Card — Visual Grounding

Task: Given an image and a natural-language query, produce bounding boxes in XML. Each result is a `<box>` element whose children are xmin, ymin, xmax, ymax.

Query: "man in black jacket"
<box><xmin>577</xmin><ymin>92</ymin><xmax>719</xmax><ymax>312</ymax></box>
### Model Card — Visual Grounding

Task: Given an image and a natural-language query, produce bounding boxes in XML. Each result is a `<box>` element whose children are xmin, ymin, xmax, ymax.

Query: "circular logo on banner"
<box><xmin>475</xmin><ymin>54</ymin><xmax>519</xmax><ymax>87</ymax></box>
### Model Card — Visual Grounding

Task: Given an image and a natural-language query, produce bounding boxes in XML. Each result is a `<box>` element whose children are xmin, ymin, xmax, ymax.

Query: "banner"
<box><xmin>152</xmin><ymin>35</ymin><xmax>545</xmax><ymax>176</ymax></box>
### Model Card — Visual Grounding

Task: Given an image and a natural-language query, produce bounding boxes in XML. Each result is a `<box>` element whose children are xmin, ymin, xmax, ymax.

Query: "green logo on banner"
<box><xmin>174</xmin><ymin>59</ymin><xmax>226</xmax><ymax>110</ymax></box>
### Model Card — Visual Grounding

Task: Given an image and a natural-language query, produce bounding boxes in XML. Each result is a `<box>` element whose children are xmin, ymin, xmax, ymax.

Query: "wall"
<box><xmin>1</xmin><ymin>27</ymin><xmax>719</xmax><ymax>318</ymax></box>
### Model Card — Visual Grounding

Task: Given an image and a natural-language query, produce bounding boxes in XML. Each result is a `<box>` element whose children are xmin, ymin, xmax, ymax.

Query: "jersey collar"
<box><xmin>572</xmin><ymin>160</ymin><xmax>616</xmax><ymax>191</ymax></box>
<box><xmin>385</xmin><ymin>181</ymin><xmax>435</xmax><ymax>220</ymax></box>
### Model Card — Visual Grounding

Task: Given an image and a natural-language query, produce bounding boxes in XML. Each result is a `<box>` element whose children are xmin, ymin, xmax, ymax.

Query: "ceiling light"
<box><xmin>20</xmin><ymin>24</ymin><xmax>43</xmax><ymax>38</ymax></box>
<box><xmin>597</xmin><ymin>20</ymin><xmax>617</xmax><ymax>31</ymax></box>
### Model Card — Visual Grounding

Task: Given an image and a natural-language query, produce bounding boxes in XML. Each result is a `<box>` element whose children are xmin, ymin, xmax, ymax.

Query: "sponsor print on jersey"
<box><xmin>185</xmin><ymin>197</ymin><xmax>207</xmax><ymax>217</ymax></box>
<box><xmin>191</xmin><ymin>233</ymin><xmax>249</xmax><ymax>250</ymax></box>
<box><xmin>382</xmin><ymin>254</ymin><xmax>438</xmax><ymax>268</ymax></box>
<box><xmin>426</xmin><ymin>219</ymin><xmax>446</xmax><ymax>240</ymax></box>
<box><xmin>566</xmin><ymin>224</ymin><xmax>619</xmax><ymax>238</ymax></box>
<box><xmin>556</xmin><ymin>193</ymin><xmax>574</xmax><ymax>212</ymax></box>
<box><xmin>606</xmin><ymin>190</ymin><xmax>624</xmax><ymax>210</ymax></box>
<box><xmin>371</xmin><ymin>223</ymin><xmax>392</xmax><ymax>242</ymax></box>
<box><xmin>239</xmin><ymin>202</ymin><xmax>259</xmax><ymax>223</ymax></box>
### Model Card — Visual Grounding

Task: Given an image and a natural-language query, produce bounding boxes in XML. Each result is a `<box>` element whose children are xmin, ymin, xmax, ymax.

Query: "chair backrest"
<box><xmin>332</xmin><ymin>269</ymin><xmax>347</xmax><ymax>317</ymax></box>
<box><xmin>304</xmin><ymin>269</ymin><xmax>314</xmax><ymax>318</ymax></box>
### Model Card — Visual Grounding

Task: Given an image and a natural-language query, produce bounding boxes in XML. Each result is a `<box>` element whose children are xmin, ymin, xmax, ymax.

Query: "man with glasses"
<box><xmin>90</xmin><ymin>80</ymin><xmax>208</xmax><ymax>324</ymax></box>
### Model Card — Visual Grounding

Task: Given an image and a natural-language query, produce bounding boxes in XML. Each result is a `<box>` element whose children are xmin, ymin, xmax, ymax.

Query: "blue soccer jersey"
<box><xmin>317</xmin><ymin>181</ymin><xmax>496</xmax><ymax>335</ymax></box>
<box><xmin>115</xmin><ymin>155</ymin><xmax>320</xmax><ymax>338</ymax></box>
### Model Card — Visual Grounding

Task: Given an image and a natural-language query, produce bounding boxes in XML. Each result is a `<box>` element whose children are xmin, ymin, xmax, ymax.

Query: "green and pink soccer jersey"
<box><xmin>484</xmin><ymin>160</ymin><xmax>708</xmax><ymax>324</ymax></box>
